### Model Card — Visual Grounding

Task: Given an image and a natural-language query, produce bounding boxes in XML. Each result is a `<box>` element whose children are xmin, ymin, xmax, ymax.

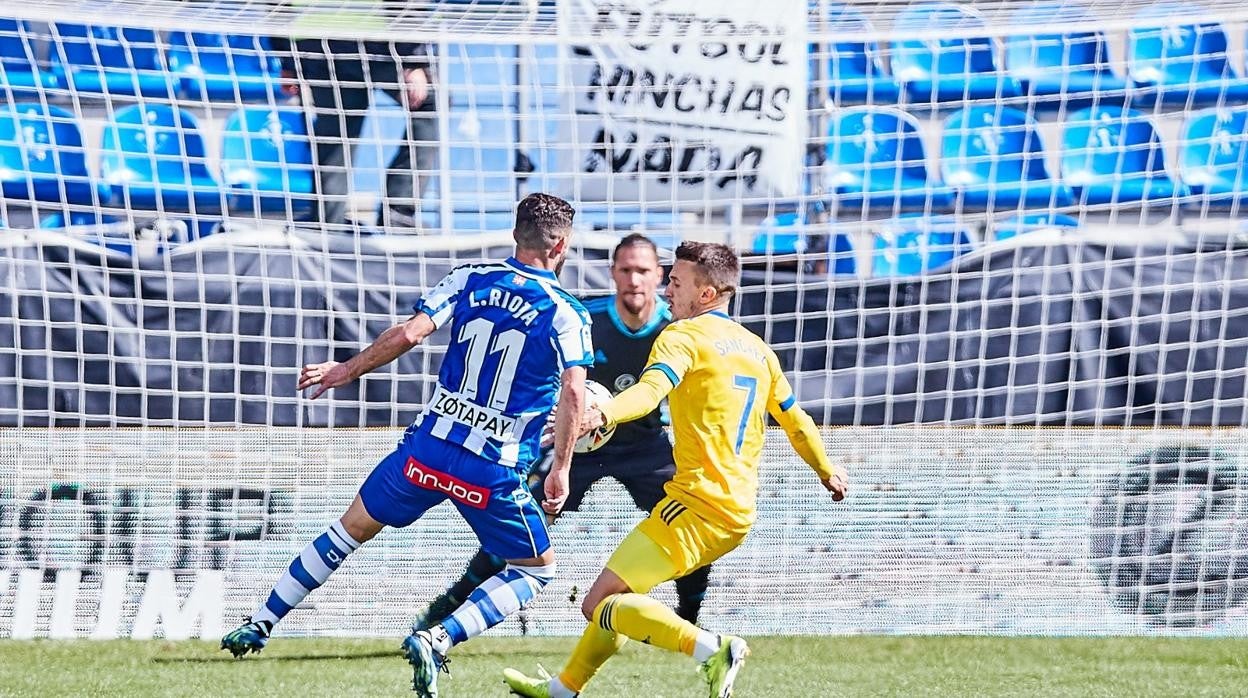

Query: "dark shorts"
<box><xmin>359</xmin><ymin>429</ymin><xmax>550</xmax><ymax>560</ymax></box>
<box><xmin>530</xmin><ymin>434</ymin><xmax>676</xmax><ymax>513</ymax></box>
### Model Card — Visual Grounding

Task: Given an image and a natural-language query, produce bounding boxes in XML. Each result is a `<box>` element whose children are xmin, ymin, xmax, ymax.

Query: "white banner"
<box><xmin>2</xmin><ymin>427</ymin><xmax>1247</xmax><ymax>639</ymax></box>
<box><xmin>555</xmin><ymin>0</ymin><xmax>809</xmax><ymax>203</ymax></box>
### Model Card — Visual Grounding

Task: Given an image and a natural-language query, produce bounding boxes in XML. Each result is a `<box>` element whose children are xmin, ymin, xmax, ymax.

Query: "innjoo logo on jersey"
<box><xmin>404</xmin><ymin>457</ymin><xmax>490</xmax><ymax>509</ymax></box>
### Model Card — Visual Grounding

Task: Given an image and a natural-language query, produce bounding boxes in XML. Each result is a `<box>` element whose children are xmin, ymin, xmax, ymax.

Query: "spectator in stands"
<box><xmin>271</xmin><ymin>23</ymin><xmax>437</xmax><ymax>229</ymax></box>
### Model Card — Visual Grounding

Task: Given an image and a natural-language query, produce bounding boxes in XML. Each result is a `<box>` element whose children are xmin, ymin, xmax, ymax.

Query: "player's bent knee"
<box><xmin>580</xmin><ymin>595</ymin><xmax>599</xmax><ymax>622</ymax></box>
<box><xmin>340</xmin><ymin>496</ymin><xmax>385</xmax><ymax>543</ymax></box>
<box><xmin>505</xmin><ymin>562</ymin><xmax>555</xmax><ymax>602</ymax></box>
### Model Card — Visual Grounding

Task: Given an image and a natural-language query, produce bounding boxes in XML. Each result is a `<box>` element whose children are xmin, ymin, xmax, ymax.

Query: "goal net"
<box><xmin>2</xmin><ymin>0</ymin><xmax>1248</xmax><ymax>639</ymax></box>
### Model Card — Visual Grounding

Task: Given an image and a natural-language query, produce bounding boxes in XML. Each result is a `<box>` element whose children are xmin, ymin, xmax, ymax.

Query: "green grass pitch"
<box><xmin>1</xmin><ymin>636</ymin><xmax>1245</xmax><ymax>697</ymax></box>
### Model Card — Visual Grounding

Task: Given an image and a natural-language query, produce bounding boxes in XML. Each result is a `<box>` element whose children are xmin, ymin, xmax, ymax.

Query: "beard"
<box><xmin>554</xmin><ymin>255</ymin><xmax>566</xmax><ymax>276</ymax></box>
<box><xmin>618</xmin><ymin>291</ymin><xmax>649</xmax><ymax>315</ymax></box>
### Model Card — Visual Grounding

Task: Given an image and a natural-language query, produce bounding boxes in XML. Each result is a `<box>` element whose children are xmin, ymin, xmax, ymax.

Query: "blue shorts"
<box><xmin>358</xmin><ymin>428</ymin><xmax>551</xmax><ymax>560</ymax></box>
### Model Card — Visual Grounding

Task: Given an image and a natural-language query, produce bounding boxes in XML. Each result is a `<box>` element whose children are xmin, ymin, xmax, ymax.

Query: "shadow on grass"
<box><xmin>152</xmin><ymin>650</ymin><xmax>399</xmax><ymax>663</ymax></box>
<box><xmin>151</xmin><ymin>645</ymin><xmax>557</xmax><ymax>664</ymax></box>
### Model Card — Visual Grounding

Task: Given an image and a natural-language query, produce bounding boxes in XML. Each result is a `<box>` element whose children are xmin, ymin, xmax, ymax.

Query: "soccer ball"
<box><xmin>574</xmin><ymin>379</ymin><xmax>616</xmax><ymax>453</ymax></box>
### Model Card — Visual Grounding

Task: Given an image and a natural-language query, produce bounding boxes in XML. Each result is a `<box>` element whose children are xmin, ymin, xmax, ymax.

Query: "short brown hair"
<box><xmin>514</xmin><ymin>193</ymin><xmax>575</xmax><ymax>251</ymax></box>
<box><xmin>675</xmin><ymin>241</ymin><xmax>739</xmax><ymax>297</ymax></box>
<box><xmin>612</xmin><ymin>232</ymin><xmax>658</xmax><ymax>263</ymax></box>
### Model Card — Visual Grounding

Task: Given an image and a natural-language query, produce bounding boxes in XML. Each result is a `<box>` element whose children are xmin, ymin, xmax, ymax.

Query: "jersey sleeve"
<box><xmin>413</xmin><ymin>266</ymin><xmax>470</xmax><ymax>329</ymax></box>
<box><xmin>551</xmin><ymin>302</ymin><xmax>594</xmax><ymax>370</ymax></box>
<box><xmin>641</xmin><ymin>324</ymin><xmax>697</xmax><ymax>388</ymax></box>
<box><xmin>765</xmin><ymin>350</ymin><xmax>798</xmax><ymax>415</ymax></box>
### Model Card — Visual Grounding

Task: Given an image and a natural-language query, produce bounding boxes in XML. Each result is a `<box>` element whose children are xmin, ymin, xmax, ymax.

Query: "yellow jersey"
<box><xmin>600</xmin><ymin>309</ymin><xmax>802</xmax><ymax>533</ymax></box>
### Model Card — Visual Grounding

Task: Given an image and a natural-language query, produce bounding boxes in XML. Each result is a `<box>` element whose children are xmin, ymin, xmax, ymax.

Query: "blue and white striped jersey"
<box><xmin>411</xmin><ymin>257</ymin><xmax>593</xmax><ymax>469</ymax></box>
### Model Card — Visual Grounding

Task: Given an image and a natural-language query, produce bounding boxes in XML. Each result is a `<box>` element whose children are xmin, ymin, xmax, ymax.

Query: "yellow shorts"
<box><xmin>606</xmin><ymin>496</ymin><xmax>746</xmax><ymax>594</ymax></box>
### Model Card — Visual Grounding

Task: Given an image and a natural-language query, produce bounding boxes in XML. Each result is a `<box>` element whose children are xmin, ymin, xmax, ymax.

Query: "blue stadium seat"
<box><xmin>891</xmin><ymin>2</ymin><xmax>1019</xmax><ymax>102</ymax></box>
<box><xmin>38</xmin><ymin>211</ymin><xmax>134</xmax><ymax>255</ymax></box>
<box><xmin>751</xmin><ymin>213</ymin><xmax>857</xmax><ymax>274</ymax></box>
<box><xmin>99</xmin><ymin>104</ymin><xmax>223</xmax><ymax>212</ymax></box>
<box><xmin>821</xmin><ymin>4</ymin><xmax>901</xmax><ymax>104</ymax></box>
<box><xmin>50</xmin><ymin>24</ymin><xmax>173</xmax><ymax>97</ymax></box>
<box><xmin>40</xmin><ymin>211</ymin><xmax>121</xmax><ymax>228</ymax></box>
<box><xmin>0</xmin><ymin>19</ymin><xmax>62</xmax><ymax>96</ymax></box>
<box><xmin>1127</xmin><ymin>5</ymin><xmax>1248</xmax><ymax>105</ymax></box>
<box><xmin>825</xmin><ymin>107</ymin><xmax>950</xmax><ymax>211</ymax></box>
<box><xmin>166</xmin><ymin>32</ymin><xmax>282</xmax><ymax>101</ymax></box>
<box><xmin>0</xmin><ymin>103</ymin><xmax>101</xmax><ymax>205</ymax></box>
<box><xmin>446</xmin><ymin>42</ymin><xmax>518</xmax><ymax>109</ymax></box>
<box><xmin>872</xmin><ymin>215</ymin><xmax>974</xmax><ymax>276</ymax></box>
<box><xmin>993</xmin><ymin>211</ymin><xmax>1080</xmax><ymax>241</ymax></box>
<box><xmin>752</xmin><ymin>212</ymin><xmax>809</xmax><ymax>254</ymax></box>
<box><xmin>829</xmin><ymin>232</ymin><xmax>856</xmax><ymax>275</ymax></box>
<box><xmin>220</xmin><ymin>107</ymin><xmax>314</xmax><ymax>214</ymax></box>
<box><xmin>1061</xmin><ymin>105</ymin><xmax>1187</xmax><ymax>205</ymax></box>
<box><xmin>941</xmin><ymin>106</ymin><xmax>1073</xmax><ymax>210</ymax></box>
<box><xmin>1005</xmin><ymin>2</ymin><xmax>1128</xmax><ymax>100</ymax></box>
<box><xmin>1179</xmin><ymin>107</ymin><xmax>1248</xmax><ymax>204</ymax></box>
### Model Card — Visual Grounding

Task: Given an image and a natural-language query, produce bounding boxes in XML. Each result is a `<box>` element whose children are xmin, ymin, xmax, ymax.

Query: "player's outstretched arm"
<box><xmin>299</xmin><ymin>313</ymin><xmax>437</xmax><ymax>399</ymax></box>
<box><xmin>544</xmin><ymin>365</ymin><xmax>587</xmax><ymax>515</ymax></box>
<box><xmin>773</xmin><ymin>403</ymin><xmax>847</xmax><ymax>500</ymax></box>
<box><xmin>592</xmin><ymin>367</ymin><xmax>675</xmax><ymax>430</ymax></box>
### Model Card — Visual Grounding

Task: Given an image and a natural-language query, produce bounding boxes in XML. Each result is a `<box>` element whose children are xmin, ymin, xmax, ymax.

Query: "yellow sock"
<box><xmin>558</xmin><ymin>619</ymin><xmax>627</xmax><ymax>693</ymax></box>
<box><xmin>596</xmin><ymin>592</ymin><xmax>700</xmax><ymax>656</ymax></box>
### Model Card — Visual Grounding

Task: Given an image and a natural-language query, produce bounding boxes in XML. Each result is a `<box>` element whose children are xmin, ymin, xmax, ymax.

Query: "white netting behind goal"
<box><xmin>2</xmin><ymin>0</ymin><xmax>1248</xmax><ymax>639</ymax></box>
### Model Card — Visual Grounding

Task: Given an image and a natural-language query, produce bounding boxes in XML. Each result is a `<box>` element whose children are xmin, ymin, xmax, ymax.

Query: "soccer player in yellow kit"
<box><xmin>504</xmin><ymin>241</ymin><xmax>848</xmax><ymax>698</ymax></box>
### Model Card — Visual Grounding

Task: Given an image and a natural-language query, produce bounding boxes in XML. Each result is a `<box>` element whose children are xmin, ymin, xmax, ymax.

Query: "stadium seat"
<box><xmin>1127</xmin><ymin>5</ymin><xmax>1248</xmax><ymax>105</ymax></box>
<box><xmin>821</xmin><ymin>4</ymin><xmax>901</xmax><ymax>104</ymax></box>
<box><xmin>872</xmin><ymin>214</ymin><xmax>974</xmax><ymax>276</ymax></box>
<box><xmin>39</xmin><ymin>211</ymin><xmax>121</xmax><ymax>228</ymax></box>
<box><xmin>1179</xmin><ymin>107</ymin><xmax>1248</xmax><ymax>204</ymax></box>
<box><xmin>825</xmin><ymin>107</ymin><xmax>951</xmax><ymax>211</ymax></box>
<box><xmin>0</xmin><ymin>103</ymin><xmax>101</xmax><ymax>205</ymax></box>
<box><xmin>49</xmin><ymin>23</ymin><xmax>174</xmax><ymax>97</ymax></box>
<box><xmin>220</xmin><ymin>107</ymin><xmax>314</xmax><ymax>215</ymax></box>
<box><xmin>0</xmin><ymin>19</ymin><xmax>62</xmax><ymax>96</ymax></box>
<box><xmin>890</xmin><ymin>2</ymin><xmax>1019</xmax><ymax>102</ymax></box>
<box><xmin>445</xmin><ymin>42</ymin><xmax>518</xmax><ymax>109</ymax></box>
<box><xmin>38</xmin><ymin>211</ymin><xmax>133</xmax><ymax>255</ymax></box>
<box><xmin>1061</xmin><ymin>105</ymin><xmax>1187</xmax><ymax>205</ymax></box>
<box><xmin>166</xmin><ymin>32</ymin><xmax>282</xmax><ymax>101</ymax></box>
<box><xmin>99</xmin><ymin>104</ymin><xmax>224</xmax><ymax>212</ymax></box>
<box><xmin>752</xmin><ymin>212</ymin><xmax>810</xmax><ymax>254</ymax></box>
<box><xmin>1005</xmin><ymin>3</ymin><xmax>1128</xmax><ymax>100</ymax></box>
<box><xmin>992</xmin><ymin>211</ymin><xmax>1080</xmax><ymax>241</ymax></box>
<box><xmin>750</xmin><ymin>212</ymin><xmax>857</xmax><ymax>274</ymax></box>
<box><xmin>941</xmin><ymin>106</ymin><xmax>1073</xmax><ymax>210</ymax></box>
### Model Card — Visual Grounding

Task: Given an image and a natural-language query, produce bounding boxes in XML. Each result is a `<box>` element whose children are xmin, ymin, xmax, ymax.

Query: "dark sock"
<box><xmin>674</xmin><ymin>565</ymin><xmax>712</xmax><ymax>625</ymax></box>
<box><xmin>418</xmin><ymin>549</ymin><xmax>509</xmax><ymax>629</ymax></box>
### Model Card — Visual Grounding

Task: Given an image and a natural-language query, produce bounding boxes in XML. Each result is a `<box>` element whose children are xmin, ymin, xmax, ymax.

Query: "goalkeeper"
<box><xmin>505</xmin><ymin>241</ymin><xmax>848</xmax><ymax>698</ymax></box>
<box><xmin>414</xmin><ymin>233</ymin><xmax>714</xmax><ymax>631</ymax></box>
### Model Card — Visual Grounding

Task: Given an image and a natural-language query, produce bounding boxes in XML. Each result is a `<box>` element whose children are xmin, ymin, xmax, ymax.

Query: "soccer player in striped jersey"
<box><xmin>504</xmin><ymin>241</ymin><xmax>848</xmax><ymax>698</ymax></box>
<box><xmin>221</xmin><ymin>194</ymin><xmax>592</xmax><ymax>698</ymax></box>
<box><xmin>412</xmin><ymin>233</ymin><xmax>714</xmax><ymax>633</ymax></box>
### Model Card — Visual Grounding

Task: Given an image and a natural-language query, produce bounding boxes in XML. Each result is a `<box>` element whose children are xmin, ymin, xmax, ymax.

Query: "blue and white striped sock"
<box><xmin>439</xmin><ymin>563</ymin><xmax>554</xmax><ymax>646</ymax></box>
<box><xmin>252</xmin><ymin>520</ymin><xmax>361</xmax><ymax>628</ymax></box>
